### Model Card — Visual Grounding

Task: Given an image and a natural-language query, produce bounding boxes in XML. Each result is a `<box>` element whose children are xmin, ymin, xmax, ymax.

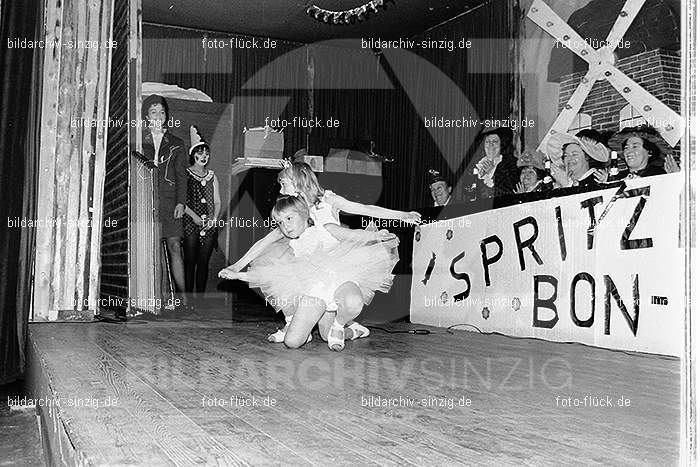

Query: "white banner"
<box><xmin>411</xmin><ymin>174</ymin><xmax>684</xmax><ymax>356</ymax></box>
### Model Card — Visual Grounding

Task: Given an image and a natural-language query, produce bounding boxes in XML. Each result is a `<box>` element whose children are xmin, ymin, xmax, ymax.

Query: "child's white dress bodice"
<box><xmin>309</xmin><ymin>190</ymin><xmax>340</xmax><ymax>227</ymax></box>
<box><xmin>289</xmin><ymin>225</ymin><xmax>339</xmax><ymax>257</ymax></box>
<box><xmin>288</xmin><ymin>224</ymin><xmax>342</xmax><ymax>310</ymax></box>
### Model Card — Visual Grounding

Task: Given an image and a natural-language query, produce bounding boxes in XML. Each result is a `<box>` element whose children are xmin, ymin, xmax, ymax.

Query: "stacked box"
<box><xmin>243</xmin><ymin>127</ymin><xmax>284</xmax><ymax>159</ymax></box>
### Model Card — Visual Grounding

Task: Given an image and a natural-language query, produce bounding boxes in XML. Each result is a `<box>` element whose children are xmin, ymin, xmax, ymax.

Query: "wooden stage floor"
<box><xmin>28</xmin><ymin>318</ymin><xmax>680</xmax><ymax>466</ymax></box>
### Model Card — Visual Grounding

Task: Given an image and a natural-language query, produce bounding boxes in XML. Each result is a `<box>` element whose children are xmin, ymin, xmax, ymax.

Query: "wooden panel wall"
<box><xmin>34</xmin><ymin>0</ymin><xmax>115</xmax><ymax>320</ymax></box>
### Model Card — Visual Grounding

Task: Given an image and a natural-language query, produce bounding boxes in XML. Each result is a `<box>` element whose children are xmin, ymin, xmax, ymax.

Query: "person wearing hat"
<box><xmin>607</xmin><ymin>124</ymin><xmax>680</xmax><ymax>180</ymax></box>
<box><xmin>513</xmin><ymin>149</ymin><xmax>550</xmax><ymax>193</ymax></box>
<box><xmin>183</xmin><ymin>126</ymin><xmax>221</xmax><ymax>301</ymax></box>
<box><xmin>142</xmin><ymin>94</ymin><xmax>189</xmax><ymax>308</ymax></box>
<box><xmin>545</xmin><ymin>131</ymin><xmax>609</xmax><ymax>188</ymax></box>
<box><xmin>428</xmin><ymin>172</ymin><xmax>453</xmax><ymax>206</ymax></box>
<box><xmin>471</xmin><ymin>127</ymin><xmax>519</xmax><ymax>199</ymax></box>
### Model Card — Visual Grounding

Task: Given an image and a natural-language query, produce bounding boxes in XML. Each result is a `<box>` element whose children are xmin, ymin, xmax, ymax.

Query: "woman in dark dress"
<box><xmin>183</xmin><ymin>127</ymin><xmax>221</xmax><ymax>299</ymax></box>
<box><xmin>471</xmin><ymin>127</ymin><xmax>519</xmax><ymax>199</ymax></box>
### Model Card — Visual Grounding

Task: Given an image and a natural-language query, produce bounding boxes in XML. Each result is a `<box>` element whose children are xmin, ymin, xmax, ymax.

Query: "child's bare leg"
<box><xmin>327</xmin><ymin>282</ymin><xmax>364</xmax><ymax>351</ymax></box>
<box><xmin>334</xmin><ymin>282</ymin><xmax>364</xmax><ymax>326</ymax></box>
<box><xmin>318</xmin><ymin>312</ymin><xmax>336</xmax><ymax>341</ymax></box>
<box><xmin>284</xmin><ymin>296</ymin><xmax>326</xmax><ymax>349</ymax></box>
<box><xmin>267</xmin><ymin>299</ymin><xmax>296</xmax><ymax>342</ymax></box>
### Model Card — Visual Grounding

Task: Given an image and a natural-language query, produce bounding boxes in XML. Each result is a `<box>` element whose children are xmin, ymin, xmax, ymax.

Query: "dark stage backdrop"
<box><xmin>142</xmin><ymin>24</ymin><xmax>308</xmax><ymax>159</ymax></box>
<box><xmin>142</xmin><ymin>0</ymin><xmax>516</xmax><ymax>211</ymax></box>
<box><xmin>397</xmin><ymin>0</ymin><xmax>517</xmax><ymax>208</ymax></box>
<box><xmin>312</xmin><ymin>1</ymin><xmax>517</xmax><ymax>210</ymax></box>
<box><xmin>0</xmin><ymin>0</ymin><xmax>43</xmax><ymax>384</ymax></box>
<box><xmin>140</xmin><ymin>5</ymin><xmax>515</xmax><ymax>319</ymax></box>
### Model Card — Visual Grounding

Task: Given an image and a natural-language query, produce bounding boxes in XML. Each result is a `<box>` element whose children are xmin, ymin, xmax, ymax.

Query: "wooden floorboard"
<box><xmin>29</xmin><ymin>318</ymin><xmax>680</xmax><ymax>466</ymax></box>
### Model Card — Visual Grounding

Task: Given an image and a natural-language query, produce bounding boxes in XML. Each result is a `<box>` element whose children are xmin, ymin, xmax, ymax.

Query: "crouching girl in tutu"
<box><xmin>221</xmin><ymin>161</ymin><xmax>420</xmax><ymax>343</ymax></box>
<box><xmin>219</xmin><ymin>194</ymin><xmax>399</xmax><ymax>351</ymax></box>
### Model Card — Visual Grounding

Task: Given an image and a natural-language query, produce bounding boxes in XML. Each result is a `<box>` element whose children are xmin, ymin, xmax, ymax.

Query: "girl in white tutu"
<box><xmin>220</xmin><ymin>161</ymin><xmax>420</xmax><ymax>343</ymax></box>
<box><xmin>220</xmin><ymin>195</ymin><xmax>399</xmax><ymax>350</ymax></box>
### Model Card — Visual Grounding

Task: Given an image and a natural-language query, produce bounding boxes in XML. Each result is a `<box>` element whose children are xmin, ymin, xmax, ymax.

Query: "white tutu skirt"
<box><xmin>246</xmin><ymin>236</ymin><xmax>399</xmax><ymax>313</ymax></box>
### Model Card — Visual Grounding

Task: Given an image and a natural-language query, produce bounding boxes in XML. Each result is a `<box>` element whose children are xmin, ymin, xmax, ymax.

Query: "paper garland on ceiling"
<box><xmin>306</xmin><ymin>0</ymin><xmax>394</xmax><ymax>25</ymax></box>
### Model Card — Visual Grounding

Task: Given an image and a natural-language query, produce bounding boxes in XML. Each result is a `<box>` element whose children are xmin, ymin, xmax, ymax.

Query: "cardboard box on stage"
<box><xmin>243</xmin><ymin>126</ymin><xmax>284</xmax><ymax>159</ymax></box>
<box><xmin>325</xmin><ymin>148</ymin><xmax>347</xmax><ymax>173</ymax></box>
<box><xmin>347</xmin><ymin>150</ymin><xmax>381</xmax><ymax>176</ymax></box>
<box><xmin>303</xmin><ymin>155</ymin><xmax>324</xmax><ymax>172</ymax></box>
<box><xmin>325</xmin><ymin>148</ymin><xmax>382</xmax><ymax>176</ymax></box>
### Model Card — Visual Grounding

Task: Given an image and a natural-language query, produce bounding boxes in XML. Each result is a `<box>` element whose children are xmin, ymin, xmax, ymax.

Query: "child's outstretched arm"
<box><xmin>325</xmin><ymin>223</ymin><xmax>397</xmax><ymax>243</ymax></box>
<box><xmin>222</xmin><ymin>228</ymin><xmax>284</xmax><ymax>272</ymax></box>
<box><xmin>324</xmin><ymin>191</ymin><xmax>421</xmax><ymax>224</ymax></box>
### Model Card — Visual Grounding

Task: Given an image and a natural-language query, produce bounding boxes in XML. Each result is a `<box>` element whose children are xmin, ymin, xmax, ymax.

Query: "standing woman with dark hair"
<box><xmin>183</xmin><ymin>127</ymin><xmax>221</xmax><ymax>302</ymax></box>
<box><xmin>142</xmin><ymin>94</ymin><xmax>189</xmax><ymax>308</ymax></box>
<box><xmin>472</xmin><ymin>127</ymin><xmax>519</xmax><ymax>199</ymax></box>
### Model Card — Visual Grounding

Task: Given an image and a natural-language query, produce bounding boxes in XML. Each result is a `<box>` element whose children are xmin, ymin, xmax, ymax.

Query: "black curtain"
<box><xmin>394</xmin><ymin>0</ymin><xmax>516</xmax><ymax>209</ymax></box>
<box><xmin>0</xmin><ymin>0</ymin><xmax>42</xmax><ymax>384</ymax></box>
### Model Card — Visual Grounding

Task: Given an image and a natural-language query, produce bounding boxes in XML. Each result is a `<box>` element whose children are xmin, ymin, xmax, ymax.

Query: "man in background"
<box><xmin>429</xmin><ymin>173</ymin><xmax>453</xmax><ymax>207</ymax></box>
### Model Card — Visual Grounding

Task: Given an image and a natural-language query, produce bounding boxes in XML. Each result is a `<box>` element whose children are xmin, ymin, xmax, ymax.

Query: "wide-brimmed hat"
<box><xmin>516</xmin><ymin>148</ymin><xmax>545</xmax><ymax>169</ymax></box>
<box><xmin>607</xmin><ymin>124</ymin><xmax>673</xmax><ymax>156</ymax></box>
<box><xmin>477</xmin><ymin>127</ymin><xmax>513</xmax><ymax>146</ymax></box>
<box><xmin>189</xmin><ymin>125</ymin><xmax>208</xmax><ymax>155</ymax></box>
<box><xmin>546</xmin><ymin>131</ymin><xmax>610</xmax><ymax>163</ymax></box>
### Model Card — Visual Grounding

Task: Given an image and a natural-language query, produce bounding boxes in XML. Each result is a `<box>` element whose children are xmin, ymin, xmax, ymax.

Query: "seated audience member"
<box><xmin>428</xmin><ymin>172</ymin><xmax>453</xmax><ymax>206</ymax></box>
<box><xmin>514</xmin><ymin>149</ymin><xmax>549</xmax><ymax>193</ymax></box>
<box><xmin>607</xmin><ymin>125</ymin><xmax>680</xmax><ymax>179</ymax></box>
<box><xmin>546</xmin><ymin>131</ymin><xmax>609</xmax><ymax>188</ymax></box>
<box><xmin>472</xmin><ymin>127</ymin><xmax>519</xmax><ymax>198</ymax></box>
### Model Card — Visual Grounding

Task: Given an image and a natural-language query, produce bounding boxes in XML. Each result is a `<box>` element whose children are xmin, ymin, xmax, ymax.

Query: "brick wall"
<box><xmin>558</xmin><ymin>48</ymin><xmax>682</xmax><ymax>155</ymax></box>
<box><xmin>100</xmin><ymin>0</ymin><xmax>130</xmax><ymax>317</ymax></box>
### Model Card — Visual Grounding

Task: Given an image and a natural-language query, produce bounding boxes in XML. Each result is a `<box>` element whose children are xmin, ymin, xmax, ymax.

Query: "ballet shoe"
<box><xmin>268</xmin><ymin>328</ymin><xmax>312</xmax><ymax>344</ymax></box>
<box><xmin>327</xmin><ymin>320</ymin><xmax>345</xmax><ymax>351</ymax></box>
<box><xmin>347</xmin><ymin>322</ymin><xmax>370</xmax><ymax>340</ymax></box>
<box><xmin>268</xmin><ymin>329</ymin><xmax>286</xmax><ymax>343</ymax></box>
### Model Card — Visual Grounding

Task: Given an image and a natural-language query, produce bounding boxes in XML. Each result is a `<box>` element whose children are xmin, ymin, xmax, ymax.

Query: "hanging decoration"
<box><xmin>306</xmin><ymin>0</ymin><xmax>394</xmax><ymax>25</ymax></box>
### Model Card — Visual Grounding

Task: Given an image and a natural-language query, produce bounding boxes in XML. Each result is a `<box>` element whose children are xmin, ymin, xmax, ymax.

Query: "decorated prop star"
<box><xmin>527</xmin><ymin>0</ymin><xmax>683</xmax><ymax>153</ymax></box>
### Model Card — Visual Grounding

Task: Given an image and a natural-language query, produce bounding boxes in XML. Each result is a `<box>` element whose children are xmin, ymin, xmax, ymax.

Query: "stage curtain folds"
<box><xmin>0</xmin><ymin>0</ymin><xmax>42</xmax><ymax>384</ymax></box>
<box><xmin>394</xmin><ymin>0</ymin><xmax>516</xmax><ymax>208</ymax></box>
